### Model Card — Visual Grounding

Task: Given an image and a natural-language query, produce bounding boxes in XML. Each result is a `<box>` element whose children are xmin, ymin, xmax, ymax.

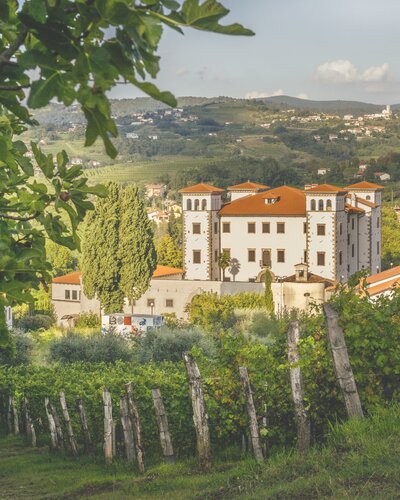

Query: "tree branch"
<box><xmin>0</xmin><ymin>212</ymin><xmax>40</xmax><ymax>222</ymax></box>
<box><xmin>0</xmin><ymin>84</ymin><xmax>30</xmax><ymax>91</ymax></box>
<box><xmin>0</xmin><ymin>27</ymin><xmax>29</xmax><ymax>68</ymax></box>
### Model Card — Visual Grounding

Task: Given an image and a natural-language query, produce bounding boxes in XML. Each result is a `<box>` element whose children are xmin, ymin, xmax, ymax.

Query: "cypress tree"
<box><xmin>264</xmin><ymin>269</ymin><xmax>274</xmax><ymax>314</ymax></box>
<box><xmin>156</xmin><ymin>234</ymin><xmax>182</xmax><ymax>268</ymax></box>
<box><xmin>81</xmin><ymin>182</ymin><xmax>125</xmax><ymax>314</ymax></box>
<box><xmin>118</xmin><ymin>185</ymin><xmax>157</xmax><ymax>305</ymax></box>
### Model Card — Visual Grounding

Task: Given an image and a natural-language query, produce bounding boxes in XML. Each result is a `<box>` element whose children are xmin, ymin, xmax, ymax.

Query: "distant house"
<box><xmin>361</xmin><ymin>266</ymin><xmax>400</xmax><ymax>300</ymax></box>
<box><xmin>374</xmin><ymin>172</ymin><xmax>391</xmax><ymax>182</ymax></box>
<box><xmin>148</xmin><ymin>135</ymin><xmax>158</xmax><ymax>140</ymax></box>
<box><xmin>126</xmin><ymin>132</ymin><xmax>139</xmax><ymax>139</ymax></box>
<box><xmin>145</xmin><ymin>183</ymin><xmax>167</xmax><ymax>198</ymax></box>
<box><xmin>359</xmin><ymin>164</ymin><xmax>369</xmax><ymax>171</ymax></box>
<box><xmin>313</xmin><ymin>135</ymin><xmax>321</xmax><ymax>142</ymax></box>
<box><xmin>328</xmin><ymin>134</ymin><xmax>338</xmax><ymax>141</ymax></box>
<box><xmin>147</xmin><ymin>210</ymin><xmax>169</xmax><ymax>225</ymax></box>
<box><xmin>317</xmin><ymin>168</ymin><xmax>330</xmax><ymax>176</ymax></box>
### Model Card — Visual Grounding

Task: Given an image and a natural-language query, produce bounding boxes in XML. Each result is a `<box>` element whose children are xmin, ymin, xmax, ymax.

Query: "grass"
<box><xmin>1</xmin><ymin>405</ymin><xmax>399</xmax><ymax>499</ymax></box>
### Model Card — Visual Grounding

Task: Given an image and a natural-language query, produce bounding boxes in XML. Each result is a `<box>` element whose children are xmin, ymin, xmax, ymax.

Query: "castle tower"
<box><xmin>305</xmin><ymin>184</ymin><xmax>348</xmax><ymax>281</ymax></box>
<box><xmin>180</xmin><ymin>183</ymin><xmax>224</xmax><ymax>281</ymax></box>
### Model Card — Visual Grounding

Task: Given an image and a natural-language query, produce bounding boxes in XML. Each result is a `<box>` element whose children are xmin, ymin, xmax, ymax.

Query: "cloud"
<box><xmin>316</xmin><ymin>59</ymin><xmax>390</xmax><ymax>84</ymax></box>
<box><xmin>245</xmin><ymin>89</ymin><xmax>284</xmax><ymax>99</ymax></box>
<box><xmin>176</xmin><ymin>68</ymin><xmax>189</xmax><ymax>76</ymax></box>
<box><xmin>296</xmin><ymin>92</ymin><xmax>309</xmax><ymax>100</ymax></box>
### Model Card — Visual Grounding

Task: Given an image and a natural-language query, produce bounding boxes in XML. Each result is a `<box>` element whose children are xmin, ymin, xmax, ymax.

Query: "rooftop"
<box><xmin>179</xmin><ymin>183</ymin><xmax>224</xmax><ymax>194</ymax></box>
<box><xmin>305</xmin><ymin>183</ymin><xmax>347</xmax><ymax>194</ymax></box>
<box><xmin>219</xmin><ymin>185</ymin><xmax>306</xmax><ymax>216</ymax></box>
<box><xmin>228</xmin><ymin>181</ymin><xmax>269</xmax><ymax>192</ymax></box>
<box><xmin>365</xmin><ymin>266</ymin><xmax>400</xmax><ymax>286</ymax></box>
<box><xmin>52</xmin><ymin>271</ymin><xmax>81</xmax><ymax>285</ymax></box>
<box><xmin>346</xmin><ymin>181</ymin><xmax>384</xmax><ymax>190</ymax></box>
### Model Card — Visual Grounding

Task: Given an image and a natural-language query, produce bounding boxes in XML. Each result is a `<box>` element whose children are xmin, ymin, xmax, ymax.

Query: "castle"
<box><xmin>181</xmin><ymin>180</ymin><xmax>383</xmax><ymax>283</ymax></box>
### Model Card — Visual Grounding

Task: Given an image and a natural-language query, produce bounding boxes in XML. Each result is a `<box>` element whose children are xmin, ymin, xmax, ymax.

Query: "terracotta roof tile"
<box><xmin>52</xmin><ymin>271</ymin><xmax>82</xmax><ymax>285</ymax></box>
<box><xmin>356</xmin><ymin>197</ymin><xmax>377</xmax><ymax>208</ymax></box>
<box><xmin>179</xmin><ymin>183</ymin><xmax>224</xmax><ymax>194</ymax></box>
<box><xmin>219</xmin><ymin>185</ymin><xmax>306</xmax><ymax>216</ymax></box>
<box><xmin>365</xmin><ymin>266</ymin><xmax>400</xmax><ymax>285</ymax></box>
<box><xmin>152</xmin><ymin>265</ymin><xmax>184</xmax><ymax>278</ymax></box>
<box><xmin>346</xmin><ymin>181</ymin><xmax>384</xmax><ymax>190</ymax></box>
<box><xmin>345</xmin><ymin>204</ymin><xmax>365</xmax><ymax>214</ymax></box>
<box><xmin>305</xmin><ymin>183</ymin><xmax>347</xmax><ymax>194</ymax></box>
<box><xmin>228</xmin><ymin>181</ymin><xmax>269</xmax><ymax>191</ymax></box>
<box><xmin>367</xmin><ymin>277</ymin><xmax>400</xmax><ymax>296</ymax></box>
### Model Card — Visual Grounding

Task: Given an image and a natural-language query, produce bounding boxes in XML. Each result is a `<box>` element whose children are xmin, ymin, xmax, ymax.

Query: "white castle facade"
<box><xmin>181</xmin><ymin>180</ymin><xmax>383</xmax><ymax>283</ymax></box>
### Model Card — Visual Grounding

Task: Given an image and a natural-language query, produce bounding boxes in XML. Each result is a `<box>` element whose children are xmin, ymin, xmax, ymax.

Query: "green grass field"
<box><xmin>1</xmin><ymin>405</ymin><xmax>399</xmax><ymax>499</ymax></box>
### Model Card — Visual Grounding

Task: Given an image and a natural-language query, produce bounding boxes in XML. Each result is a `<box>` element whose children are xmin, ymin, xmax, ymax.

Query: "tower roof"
<box><xmin>305</xmin><ymin>184</ymin><xmax>347</xmax><ymax>194</ymax></box>
<box><xmin>179</xmin><ymin>183</ymin><xmax>224</xmax><ymax>194</ymax></box>
<box><xmin>228</xmin><ymin>181</ymin><xmax>269</xmax><ymax>192</ymax></box>
<box><xmin>345</xmin><ymin>181</ymin><xmax>384</xmax><ymax>190</ymax></box>
<box><xmin>219</xmin><ymin>185</ymin><xmax>306</xmax><ymax>216</ymax></box>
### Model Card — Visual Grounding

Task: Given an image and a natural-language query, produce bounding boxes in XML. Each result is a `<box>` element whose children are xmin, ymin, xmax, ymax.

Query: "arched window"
<box><xmin>186</xmin><ymin>198</ymin><xmax>192</xmax><ymax>210</ymax></box>
<box><xmin>366</xmin><ymin>195</ymin><xmax>371</xmax><ymax>200</ymax></box>
<box><xmin>311</xmin><ymin>199</ymin><xmax>316</xmax><ymax>211</ymax></box>
<box><xmin>318</xmin><ymin>199</ymin><xmax>324</xmax><ymax>211</ymax></box>
<box><xmin>326</xmin><ymin>199</ymin><xmax>332</xmax><ymax>211</ymax></box>
<box><xmin>194</xmin><ymin>199</ymin><xmax>200</xmax><ymax>211</ymax></box>
<box><xmin>201</xmin><ymin>199</ymin><xmax>207</xmax><ymax>210</ymax></box>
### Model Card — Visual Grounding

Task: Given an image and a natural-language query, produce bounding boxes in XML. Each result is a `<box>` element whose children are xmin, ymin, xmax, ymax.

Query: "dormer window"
<box><xmin>264</xmin><ymin>195</ymin><xmax>280</xmax><ymax>204</ymax></box>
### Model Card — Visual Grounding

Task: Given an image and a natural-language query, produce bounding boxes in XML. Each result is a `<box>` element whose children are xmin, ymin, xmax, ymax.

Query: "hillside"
<box><xmin>0</xmin><ymin>405</ymin><xmax>399</xmax><ymax>499</ymax></box>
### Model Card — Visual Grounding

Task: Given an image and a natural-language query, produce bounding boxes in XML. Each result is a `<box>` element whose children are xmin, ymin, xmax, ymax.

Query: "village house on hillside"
<box><xmin>52</xmin><ymin>180</ymin><xmax>385</xmax><ymax>324</ymax></box>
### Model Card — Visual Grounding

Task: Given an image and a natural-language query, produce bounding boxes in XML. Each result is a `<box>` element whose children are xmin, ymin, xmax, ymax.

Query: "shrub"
<box><xmin>17</xmin><ymin>314</ymin><xmax>54</xmax><ymax>332</ymax></box>
<box><xmin>75</xmin><ymin>312</ymin><xmax>101</xmax><ymax>329</ymax></box>
<box><xmin>48</xmin><ymin>332</ymin><xmax>134</xmax><ymax>364</ymax></box>
<box><xmin>0</xmin><ymin>328</ymin><xmax>33</xmax><ymax>366</ymax></box>
<box><xmin>133</xmin><ymin>327</ymin><xmax>216</xmax><ymax>363</ymax></box>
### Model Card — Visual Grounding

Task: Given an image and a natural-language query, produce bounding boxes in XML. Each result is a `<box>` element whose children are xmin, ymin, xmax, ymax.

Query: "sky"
<box><xmin>110</xmin><ymin>0</ymin><xmax>400</xmax><ymax>104</ymax></box>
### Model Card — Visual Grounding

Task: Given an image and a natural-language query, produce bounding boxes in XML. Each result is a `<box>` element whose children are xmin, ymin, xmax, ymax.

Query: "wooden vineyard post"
<box><xmin>22</xmin><ymin>395</ymin><xmax>36</xmax><ymax>447</ymax></box>
<box><xmin>103</xmin><ymin>388</ymin><xmax>113</xmax><ymax>465</ymax></box>
<box><xmin>183</xmin><ymin>353</ymin><xmax>211</xmax><ymax>470</ymax></box>
<box><xmin>76</xmin><ymin>398</ymin><xmax>93</xmax><ymax>454</ymax></box>
<box><xmin>323</xmin><ymin>304</ymin><xmax>364</xmax><ymax>420</ymax></box>
<box><xmin>287</xmin><ymin>321</ymin><xmax>311</xmax><ymax>453</ymax></box>
<box><xmin>50</xmin><ymin>402</ymin><xmax>65</xmax><ymax>451</ymax></box>
<box><xmin>152</xmin><ymin>388</ymin><xmax>175</xmax><ymax>463</ymax></box>
<box><xmin>126</xmin><ymin>382</ymin><xmax>145</xmax><ymax>473</ymax></box>
<box><xmin>59</xmin><ymin>391</ymin><xmax>79</xmax><ymax>456</ymax></box>
<box><xmin>238</xmin><ymin>367</ymin><xmax>264</xmax><ymax>463</ymax></box>
<box><xmin>45</xmin><ymin>398</ymin><xmax>59</xmax><ymax>450</ymax></box>
<box><xmin>120</xmin><ymin>395</ymin><xmax>135</xmax><ymax>462</ymax></box>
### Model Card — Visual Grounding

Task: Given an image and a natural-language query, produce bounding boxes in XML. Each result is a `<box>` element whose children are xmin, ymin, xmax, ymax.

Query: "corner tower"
<box><xmin>180</xmin><ymin>183</ymin><xmax>224</xmax><ymax>281</ymax></box>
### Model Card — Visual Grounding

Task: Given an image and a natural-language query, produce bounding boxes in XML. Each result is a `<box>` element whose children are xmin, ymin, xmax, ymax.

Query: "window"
<box><xmin>277</xmin><ymin>222</ymin><xmax>285</xmax><ymax>234</ymax></box>
<box><xmin>193</xmin><ymin>250</ymin><xmax>201</xmax><ymax>264</ymax></box>
<box><xmin>277</xmin><ymin>249</ymin><xmax>285</xmax><ymax>263</ymax></box>
<box><xmin>347</xmin><ymin>234</ymin><xmax>350</xmax><ymax>245</ymax></box>
<box><xmin>194</xmin><ymin>199</ymin><xmax>199</xmax><ymax>211</ymax></box>
<box><xmin>222</xmin><ymin>248</ymin><xmax>231</xmax><ymax>258</ymax></box>
<box><xmin>351</xmin><ymin>244</ymin><xmax>355</xmax><ymax>258</ymax></box>
<box><xmin>311</xmin><ymin>199</ymin><xmax>316</xmax><ymax>211</ymax></box>
<box><xmin>317</xmin><ymin>224</ymin><xmax>326</xmax><ymax>236</ymax></box>
<box><xmin>186</xmin><ymin>199</ymin><xmax>192</xmax><ymax>210</ymax></box>
<box><xmin>377</xmin><ymin>217</ymin><xmax>380</xmax><ymax>228</ymax></box>
<box><xmin>166</xmin><ymin>299</ymin><xmax>174</xmax><ymax>308</ymax></box>
<box><xmin>72</xmin><ymin>290</ymin><xmax>78</xmax><ymax>301</ymax></box>
<box><xmin>317</xmin><ymin>252</ymin><xmax>325</xmax><ymax>266</ymax></box>
<box><xmin>352</xmin><ymin>218</ymin><xmax>355</xmax><ymax>230</ymax></box>
<box><xmin>318</xmin><ymin>199</ymin><xmax>324</xmax><ymax>211</ymax></box>
<box><xmin>377</xmin><ymin>241</ymin><xmax>380</xmax><ymax>254</ymax></box>
<box><xmin>303</xmin><ymin>222</ymin><xmax>307</xmax><ymax>234</ymax></box>
<box><xmin>147</xmin><ymin>298</ymin><xmax>155</xmax><ymax>307</ymax></box>
<box><xmin>326</xmin><ymin>199</ymin><xmax>332</xmax><ymax>211</ymax></box>
<box><xmin>65</xmin><ymin>290</ymin><xmax>70</xmax><ymax>300</ymax></box>
<box><xmin>222</xmin><ymin>222</ymin><xmax>230</xmax><ymax>233</ymax></box>
<box><xmin>304</xmin><ymin>250</ymin><xmax>307</xmax><ymax>263</ymax></box>
<box><xmin>248</xmin><ymin>222</ymin><xmax>256</xmax><ymax>233</ymax></box>
<box><xmin>201</xmin><ymin>199</ymin><xmax>207</xmax><ymax>210</ymax></box>
<box><xmin>214</xmin><ymin>222</ymin><xmax>218</xmax><ymax>233</ymax></box>
<box><xmin>340</xmin><ymin>223</ymin><xmax>343</xmax><ymax>235</ymax></box>
<box><xmin>248</xmin><ymin>249</ymin><xmax>256</xmax><ymax>262</ymax></box>
<box><xmin>366</xmin><ymin>195</ymin><xmax>371</xmax><ymax>200</ymax></box>
<box><xmin>339</xmin><ymin>251</ymin><xmax>343</xmax><ymax>265</ymax></box>
<box><xmin>262</xmin><ymin>249</ymin><xmax>271</xmax><ymax>267</ymax></box>
<box><xmin>192</xmin><ymin>223</ymin><xmax>201</xmax><ymax>234</ymax></box>
<box><xmin>262</xmin><ymin>222</ymin><xmax>270</xmax><ymax>233</ymax></box>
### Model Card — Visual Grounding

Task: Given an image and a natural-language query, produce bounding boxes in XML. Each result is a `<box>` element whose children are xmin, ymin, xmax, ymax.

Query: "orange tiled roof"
<box><xmin>228</xmin><ymin>181</ymin><xmax>269</xmax><ymax>191</ymax></box>
<box><xmin>356</xmin><ymin>197</ymin><xmax>377</xmax><ymax>208</ymax></box>
<box><xmin>52</xmin><ymin>271</ymin><xmax>82</xmax><ymax>285</ymax></box>
<box><xmin>219</xmin><ymin>185</ymin><xmax>306</xmax><ymax>216</ymax></box>
<box><xmin>152</xmin><ymin>265</ymin><xmax>183</xmax><ymax>278</ymax></box>
<box><xmin>367</xmin><ymin>277</ymin><xmax>400</xmax><ymax>296</ymax></box>
<box><xmin>346</xmin><ymin>181</ymin><xmax>384</xmax><ymax>190</ymax></box>
<box><xmin>305</xmin><ymin>184</ymin><xmax>347</xmax><ymax>194</ymax></box>
<box><xmin>179</xmin><ymin>183</ymin><xmax>224</xmax><ymax>194</ymax></box>
<box><xmin>345</xmin><ymin>204</ymin><xmax>365</xmax><ymax>214</ymax></box>
<box><xmin>365</xmin><ymin>266</ymin><xmax>400</xmax><ymax>285</ymax></box>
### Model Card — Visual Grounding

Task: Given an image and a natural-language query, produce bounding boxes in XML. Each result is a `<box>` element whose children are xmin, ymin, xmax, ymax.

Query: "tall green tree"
<box><xmin>264</xmin><ymin>268</ymin><xmax>274</xmax><ymax>314</ymax></box>
<box><xmin>45</xmin><ymin>240</ymin><xmax>78</xmax><ymax>277</ymax></box>
<box><xmin>82</xmin><ymin>183</ymin><xmax>156</xmax><ymax>313</ymax></box>
<box><xmin>119</xmin><ymin>185</ymin><xmax>157</xmax><ymax>306</ymax></box>
<box><xmin>168</xmin><ymin>211</ymin><xmax>183</xmax><ymax>244</ymax></box>
<box><xmin>156</xmin><ymin>234</ymin><xmax>183</xmax><ymax>268</ymax></box>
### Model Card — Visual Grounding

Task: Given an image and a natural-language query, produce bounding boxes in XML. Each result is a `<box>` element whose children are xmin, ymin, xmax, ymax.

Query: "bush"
<box><xmin>48</xmin><ymin>332</ymin><xmax>134</xmax><ymax>364</ymax></box>
<box><xmin>74</xmin><ymin>312</ymin><xmax>100</xmax><ymax>329</ymax></box>
<box><xmin>17</xmin><ymin>314</ymin><xmax>54</xmax><ymax>332</ymax></box>
<box><xmin>133</xmin><ymin>327</ymin><xmax>216</xmax><ymax>363</ymax></box>
<box><xmin>0</xmin><ymin>328</ymin><xmax>33</xmax><ymax>366</ymax></box>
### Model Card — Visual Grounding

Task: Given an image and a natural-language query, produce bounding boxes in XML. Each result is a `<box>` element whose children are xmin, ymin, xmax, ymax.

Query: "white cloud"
<box><xmin>296</xmin><ymin>92</ymin><xmax>309</xmax><ymax>100</ymax></box>
<box><xmin>245</xmin><ymin>88</ymin><xmax>284</xmax><ymax>99</ymax></box>
<box><xmin>316</xmin><ymin>59</ymin><xmax>390</xmax><ymax>84</ymax></box>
